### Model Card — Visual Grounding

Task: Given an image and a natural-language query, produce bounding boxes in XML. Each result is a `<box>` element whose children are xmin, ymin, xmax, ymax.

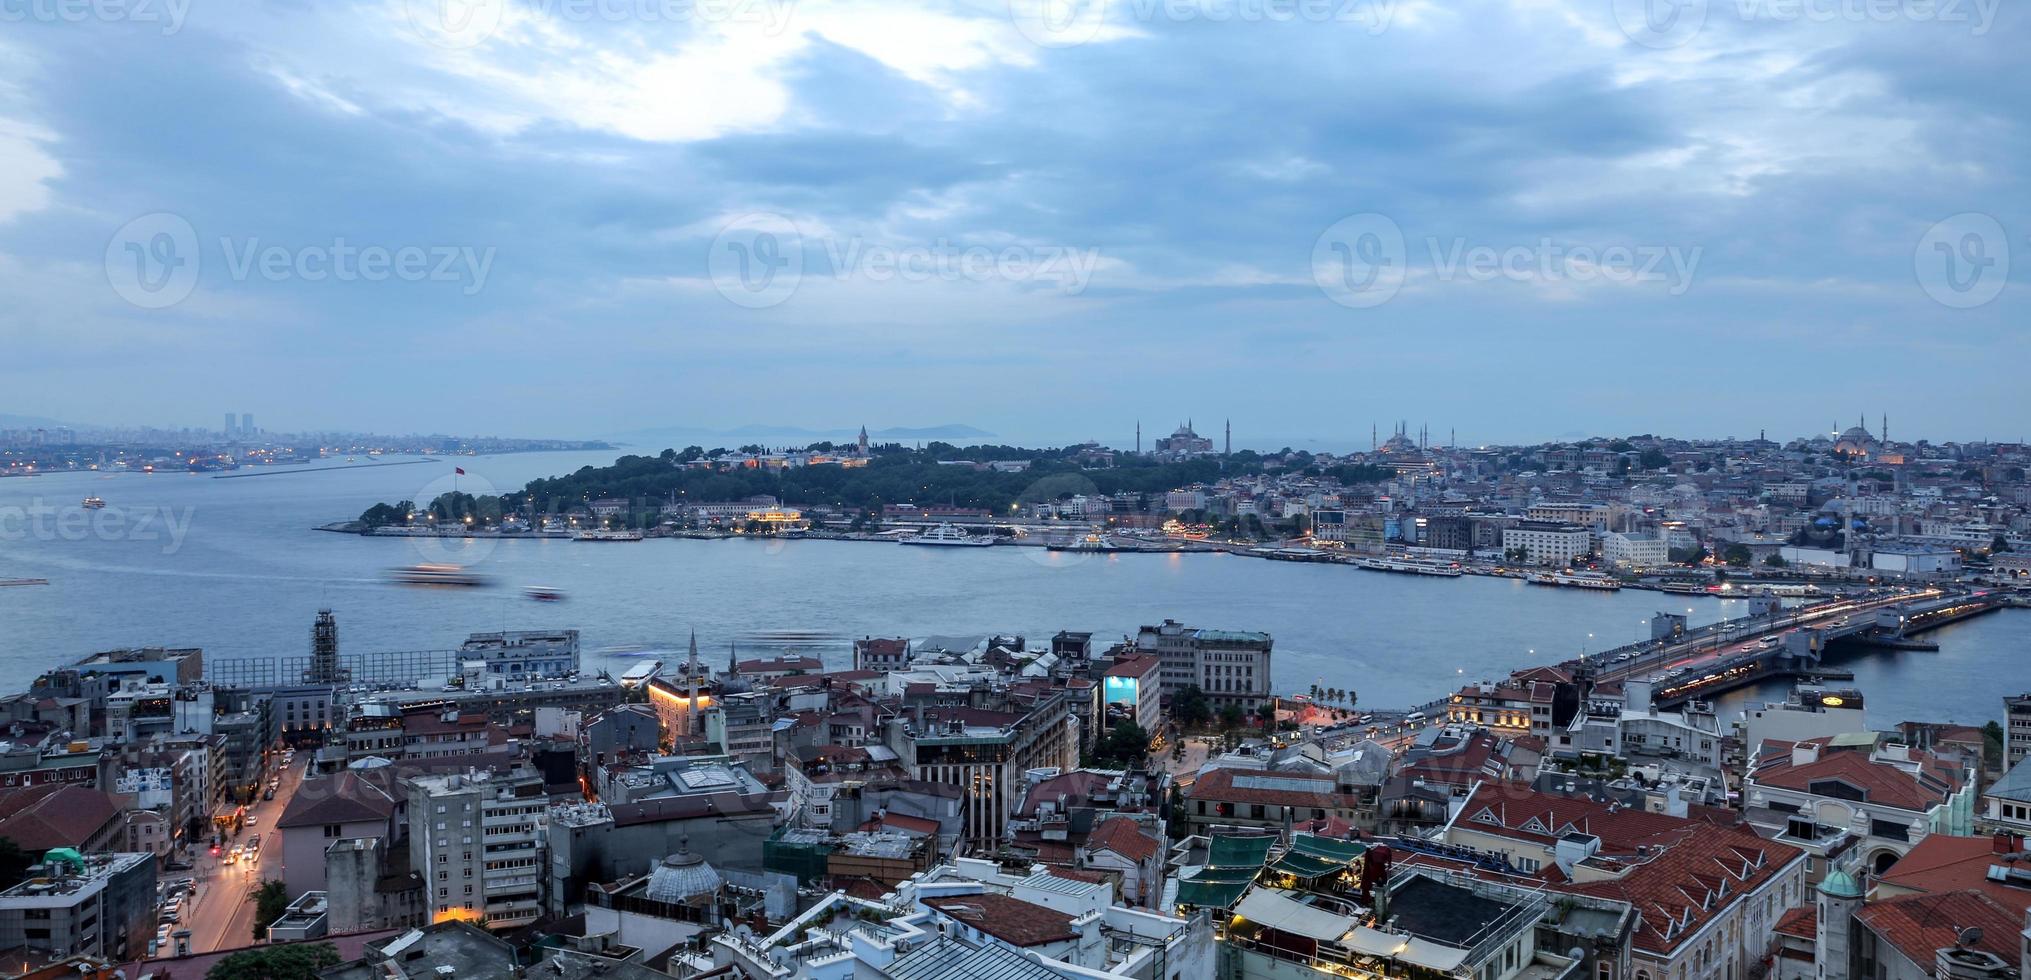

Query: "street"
<box><xmin>174</xmin><ymin>750</ymin><xmax>312</xmax><ymax>955</ymax></box>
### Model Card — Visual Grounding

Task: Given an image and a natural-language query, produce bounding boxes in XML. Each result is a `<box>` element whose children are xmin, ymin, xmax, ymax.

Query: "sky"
<box><xmin>0</xmin><ymin>0</ymin><xmax>2024</xmax><ymax>448</ymax></box>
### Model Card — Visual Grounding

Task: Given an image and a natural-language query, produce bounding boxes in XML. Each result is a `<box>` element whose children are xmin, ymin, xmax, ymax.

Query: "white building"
<box><xmin>1503</xmin><ymin>522</ymin><xmax>1591</xmax><ymax>565</ymax></box>
<box><xmin>1602</xmin><ymin>530</ymin><xmax>1670</xmax><ymax>569</ymax></box>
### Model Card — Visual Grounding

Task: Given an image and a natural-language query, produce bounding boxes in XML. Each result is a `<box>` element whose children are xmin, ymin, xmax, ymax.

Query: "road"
<box><xmin>173</xmin><ymin>751</ymin><xmax>311</xmax><ymax>955</ymax></box>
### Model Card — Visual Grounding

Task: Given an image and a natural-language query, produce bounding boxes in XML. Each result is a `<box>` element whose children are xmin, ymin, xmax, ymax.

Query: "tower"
<box><xmin>223</xmin><ymin>413</ymin><xmax>236</xmax><ymax>439</ymax></box>
<box><xmin>1814</xmin><ymin>865</ymin><xmax>1864</xmax><ymax>980</ymax></box>
<box><xmin>241</xmin><ymin>413</ymin><xmax>254</xmax><ymax>437</ymax></box>
<box><xmin>857</xmin><ymin>425</ymin><xmax>869</xmax><ymax>456</ymax></box>
<box><xmin>1135</xmin><ymin>420</ymin><xmax>1141</xmax><ymax>455</ymax></box>
<box><xmin>1225</xmin><ymin>419</ymin><xmax>1231</xmax><ymax>456</ymax></box>
<box><xmin>307</xmin><ymin>609</ymin><xmax>344</xmax><ymax>685</ymax></box>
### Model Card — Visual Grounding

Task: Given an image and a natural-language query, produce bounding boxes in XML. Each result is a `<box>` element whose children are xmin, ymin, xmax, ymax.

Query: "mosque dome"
<box><xmin>645</xmin><ymin>845</ymin><xmax>722</xmax><ymax>904</ymax></box>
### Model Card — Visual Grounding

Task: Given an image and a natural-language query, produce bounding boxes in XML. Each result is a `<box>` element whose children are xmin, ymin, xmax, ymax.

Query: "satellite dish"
<box><xmin>1957</xmin><ymin>926</ymin><xmax>1983</xmax><ymax>947</ymax></box>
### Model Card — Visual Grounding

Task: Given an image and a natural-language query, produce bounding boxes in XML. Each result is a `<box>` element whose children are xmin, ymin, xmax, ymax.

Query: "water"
<box><xmin>1</xmin><ymin>450</ymin><xmax>2022</xmax><ymax>725</ymax></box>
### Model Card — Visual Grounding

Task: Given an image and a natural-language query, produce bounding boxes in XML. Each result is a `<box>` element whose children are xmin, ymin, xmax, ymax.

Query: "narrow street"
<box><xmin>175</xmin><ymin>750</ymin><xmax>311</xmax><ymax>955</ymax></box>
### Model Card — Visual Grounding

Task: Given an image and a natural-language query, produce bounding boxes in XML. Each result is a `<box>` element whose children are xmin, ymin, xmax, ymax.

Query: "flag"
<box><xmin>455</xmin><ymin>467</ymin><xmax>466</xmax><ymax>475</ymax></box>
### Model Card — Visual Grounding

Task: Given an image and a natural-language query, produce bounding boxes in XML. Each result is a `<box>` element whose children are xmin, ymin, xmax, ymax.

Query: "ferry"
<box><xmin>523</xmin><ymin>586</ymin><xmax>566</xmax><ymax>602</ymax></box>
<box><xmin>80</xmin><ymin>496</ymin><xmax>106</xmax><ymax>510</ymax></box>
<box><xmin>1660</xmin><ymin>581</ymin><xmax>1710</xmax><ymax>595</ymax></box>
<box><xmin>1048</xmin><ymin>532</ymin><xmax>1128</xmax><ymax>553</ymax></box>
<box><xmin>1356</xmin><ymin>556</ymin><xmax>1464</xmax><ymax>577</ymax></box>
<box><xmin>574</xmin><ymin>530</ymin><xmax>645</xmax><ymax>542</ymax></box>
<box><xmin>386</xmin><ymin>563</ymin><xmax>492</xmax><ymax>588</ymax></box>
<box><xmin>900</xmin><ymin>523</ymin><xmax>995</xmax><ymax>547</ymax></box>
<box><xmin>1529</xmin><ymin>570</ymin><xmax>1622</xmax><ymax>591</ymax></box>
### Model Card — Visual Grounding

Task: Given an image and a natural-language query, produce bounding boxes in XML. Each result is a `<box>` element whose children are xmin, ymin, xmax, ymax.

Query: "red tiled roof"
<box><xmin>1087</xmin><ymin>817</ymin><xmax>1159</xmax><ymax>862</ymax></box>
<box><xmin>1185</xmin><ymin>767</ymin><xmax>1360</xmax><ymax>810</ymax></box>
<box><xmin>1751</xmin><ymin>739</ymin><xmax>1965</xmax><ymax>812</ymax></box>
<box><xmin>1855</xmin><ymin>890</ymin><xmax>2020</xmax><ymax>967</ymax></box>
<box><xmin>1874</xmin><ymin>833</ymin><xmax>2031</xmax><ymax>909</ymax></box>
<box><xmin>1454</xmin><ymin>783</ymin><xmax>1803</xmax><ymax>958</ymax></box>
<box><xmin>1773</xmin><ymin>905</ymin><xmax>1816</xmax><ymax>939</ymax></box>
<box><xmin>0</xmin><ymin>786</ymin><xmax>120</xmax><ymax>850</ymax></box>
<box><xmin>923</xmin><ymin>893</ymin><xmax>1078</xmax><ymax>947</ymax></box>
<box><xmin>276</xmin><ymin>772</ymin><xmax>396</xmax><ymax>828</ymax></box>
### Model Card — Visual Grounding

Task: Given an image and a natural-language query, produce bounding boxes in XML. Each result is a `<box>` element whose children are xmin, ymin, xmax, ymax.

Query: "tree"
<box><xmin>1092</xmin><ymin>721</ymin><xmax>1151</xmax><ymax>767</ymax></box>
<box><xmin>1722</xmin><ymin>544</ymin><xmax>1752</xmax><ymax>567</ymax></box>
<box><xmin>1217</xmin><ymin>705</ymin><xmax>1245</xmax><ymax>733</ymax></box>
<box><xmin>1992</xmin><ymin>535</ymin><xmax>2012</xmax><ymax>554</ymax></box>
<box><xmin>206</xmin><ymin>942</ymin><xmax>342</xmax><ymax>980</ymax></box>
<box><xmin>1763</xmin><ymin>554</ymin><xmax>1788</xmax><ymax>568</ymax></box>
<box><xmin>1639</xmin><ymin>448</ymin><xmax>1671</xmax><ymax>470</ymax></box>
<box><xmin>1171</xmin><ymin>686</ymin><xmax>1211</xmax><ymax>729</ymax></box>
<box><xmin>1983</xmin><ymin>721</ymin><xmax>2005</xmax><ymax>770</ymax></box>
<box><xmin>250</xmin><ymin>879</ymin><xmax>290</xmax><ymax>940</ymax></box>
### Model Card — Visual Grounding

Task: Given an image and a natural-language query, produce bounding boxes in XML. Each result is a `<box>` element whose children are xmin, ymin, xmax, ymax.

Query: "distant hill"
<box><xmin>0</xmin><ymin>413</ymin><xmax>78</xmax><ymax>429</ymax></box>
<box><xmin>611</xmin><ymin>423</ymin><xmax>997</xmax><ymax>447</ymax></box>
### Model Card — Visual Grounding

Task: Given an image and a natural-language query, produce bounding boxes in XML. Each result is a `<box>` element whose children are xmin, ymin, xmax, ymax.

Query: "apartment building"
<box><xmin>1132</xmin><ymin>619</ymin><xmax>1274</xmax><ymax>710</ymax></box>
<box><xmin>1503</xmin><ymin>522</ymin><xmax>1593</xmax><ymax>565</ymax></box>
<box><xmin>1743</xmin><ymin>735</ymin><xmax>1974</xmax><ymax>878</ymax></box>
<box><xmin>406</xmin><ymin>768</ymin><xmax>548</xmax><ymax>931</ymax></box>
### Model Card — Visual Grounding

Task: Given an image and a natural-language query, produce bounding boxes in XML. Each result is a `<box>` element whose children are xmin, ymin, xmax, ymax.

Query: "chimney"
<box><xmin>1993</xmin><ymin>833</ymin><xmax>2018</xmax><ymax>856</ymax></box>
<box><xmin>1792</xmin><ymin>741</ymin><xmax>1821</xmax><ymax>767</ymax></box>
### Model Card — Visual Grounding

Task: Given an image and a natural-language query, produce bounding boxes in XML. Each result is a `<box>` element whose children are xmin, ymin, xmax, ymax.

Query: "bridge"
<box><xmin>1557</xmin><ymin>588</ymin><xmax>2008</xmax><ymax>709</ymax></box>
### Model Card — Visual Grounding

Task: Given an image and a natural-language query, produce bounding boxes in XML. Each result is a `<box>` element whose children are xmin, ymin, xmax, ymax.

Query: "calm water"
<box><xmin>0</xmin><ymin>450</ymin><xmax>2022</xmax><ymax>725</ymax></box>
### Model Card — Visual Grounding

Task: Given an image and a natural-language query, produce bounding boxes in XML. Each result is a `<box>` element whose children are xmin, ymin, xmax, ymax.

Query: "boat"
<box><xmin>574</xmin><ymin>530</ymin><xmax>645</xmax><ymax>542</ymax></box>
<box><xmin>0</xmin><ymin>578</ymin><xmax>50</xmax><ymax>588</ymax></box>
<box><xmin>1660</xmin><ymin>581</ymin><xmax>1710</xmax><ymax>595</ymax></box>
<box><xmin>80</xmin><ymin>497</ymin><xmax>106</xmax><ymax>510</ymax></box>
<box><xmin>1356</xmin><ymin>556</ymin><xmax>1464</xmax><ymax>577</ymax></box>
<box><xmin>1047</xmin><ymin>531</ymin><xmax>1128</xmax><ymax>553</ymax></box>
<box><xmin>523</xmin><ymin>586</ymin><xmax>566</xmax><ymax>602</ymax></box>
<box><xmin>386</xmin><ymin>563</ymin><xmax>492</xmax><ymax>588</ymax></box>
<box><xmin>1529</xmin><ymin>570</ymin><xmax>1622</xmax><ymax>591</ymax></box>
<box><xmin>899</xmin><ymin>523</ymin><xmax>995</xmax><ymax>547</ymax></box>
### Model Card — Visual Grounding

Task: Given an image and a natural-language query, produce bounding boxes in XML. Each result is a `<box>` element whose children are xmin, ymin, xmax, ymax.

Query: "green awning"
<box><xmin>1176</xmin><ymin>874</ymin><xmax>1253</xmax><ymax>910</ymax></box>
<box><xmin>1207</xmin><ymin>833</ymin><xmax>1277</xmax><ymax>868</ymax></box>
<box><xmin>1270</xmin><ymin>852</ymin><xmax>1344</xmax><ymax>879</ymax></box>
<box><xmin>1289</xmin><ymin>834</ymin><xmax>1367</xmax><ymax>862</ymax></box>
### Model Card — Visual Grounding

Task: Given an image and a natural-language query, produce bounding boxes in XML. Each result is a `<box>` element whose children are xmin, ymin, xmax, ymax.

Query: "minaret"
<box><xmin>1372</xmin><ymin>424</ymin><xmax>1377</xmax><ymax>452</ymax></box>
<box><xmin>727</xmin><ymin>640</ymin><xmax>737</xmax><ymax>675</ymax></box>
<box><xmin>685</xmin><ymin>628</ymin><xmax>701</xmax><ymax>736</ymax></box>
<box><xmin>1135</xmin><ymin>420</ymin><xmax>1141</xmax><ymax>455</ymax></box>
<box><xmin>1225</xmin><ymin>419</ymin><xmax>1231</xmax><ymax>456</ymax></box>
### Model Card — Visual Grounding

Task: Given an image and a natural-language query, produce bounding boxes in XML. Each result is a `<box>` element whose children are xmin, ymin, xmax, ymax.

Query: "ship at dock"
<box><xmin>1529</xmin><ymin>569</ymin><xmax>1622</xmax><ymax>591</ymax></box>
<box><xmin>899</xmin><ymin>523</ymin><xmax>995</xmax><ymax>547</ymax></box>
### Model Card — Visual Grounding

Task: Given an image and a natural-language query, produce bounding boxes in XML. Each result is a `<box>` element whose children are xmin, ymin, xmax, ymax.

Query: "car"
<box><xmin>245</xmin><ymin>815</ymin><xmax>258</xmax><ymax>826</ymax></box>
<box><xmin>263</xmin><ymin>788</ymin><xmax>275</xmax><ymax>800</ymax></box>
<box><xmin>248</xmin><ymin>834</ymin><xmax>261</xmax><ymax>848</ymax></box>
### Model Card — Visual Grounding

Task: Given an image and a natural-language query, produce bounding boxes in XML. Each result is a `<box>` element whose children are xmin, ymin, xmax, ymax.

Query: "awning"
<box><xmin>1346</xmin><ymin>926</ymin><xmax>1410</xmax><ymax>957</ymax></box>
<box><xmin>1290</xmin><ymin>834</ymin><xmax>1367</xmax><ymax>862</ymax></box>
<box><xmin>1400</xmin><ymin>938</ymin><xmax>1471</xmax><ymax>972</ymax></box>
<box><xmin>1232</xmin><ymin>888</ymin><xmax>1357</xmax><ymax>942</ymax></box>
<box><xmin>1270</xmin><ymin>852</ymin><xmax>1344</xmax><ymax>879</ymax></box>
<box><xmin>1176</xmin><ymin>876</ymin><xmax>1252</xmax><ymax>910</ymax></box>
<box><xmin>1208</xmin><ymin>833</ymin><xmax>1277</xmax><ymax>868</ymax></box>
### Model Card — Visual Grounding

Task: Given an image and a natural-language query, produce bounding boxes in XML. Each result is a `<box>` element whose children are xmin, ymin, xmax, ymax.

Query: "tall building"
<box><xmin>888</xmin><ymin>695</ymin><xmax>1076</xmax><ymax>847</ymax></box>
<box><xmin>406</xmin><ymin>768</ymin><xmax>547</xmax><ymax>930</ymax></box>
<box><xmin>223</xmin><ymin>412</ymin><xmax>236</xmax><ymax>439</ymax></box>
<box><xmin>2006</xmin><ymin>694</ymin><xmax>2031</xmax><ymax>768</ymax></box>
<box><xmin>240</xmin><ymin>413</ymin><xmax>253</xmax><ymax>437</ymax></box>
<box><xmin>1132</xmin><ymin>619</ymin><xmax>1273</xmax><ymax>710</ymax></box>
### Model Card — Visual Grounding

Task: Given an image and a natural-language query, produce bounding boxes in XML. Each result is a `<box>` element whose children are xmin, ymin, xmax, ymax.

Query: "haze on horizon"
<box><xmin>0</xmin><ymin>0</ymin><xmax>2024</xmax><ymax>445</ymax></box>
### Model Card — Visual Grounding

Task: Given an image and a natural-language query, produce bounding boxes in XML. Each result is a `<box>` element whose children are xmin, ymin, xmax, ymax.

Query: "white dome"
<box><xmin>644</xmin><ymin>849</ymin><xmax>721</xmax><ymax>904</ymax></box>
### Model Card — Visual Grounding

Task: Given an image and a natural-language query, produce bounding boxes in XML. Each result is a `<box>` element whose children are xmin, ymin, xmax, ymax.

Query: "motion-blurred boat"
<box><xmin>386</xmin><ymin>564</ymin><xmax>492</xmax><ymax>588</ymax></box>
<box><xmin>524</xmin><ymin>586</ymin><xmax>566</xmax><ymax>602</ymax></box>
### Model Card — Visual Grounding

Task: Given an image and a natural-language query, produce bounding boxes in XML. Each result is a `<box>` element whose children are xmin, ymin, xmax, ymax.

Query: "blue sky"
<box><xmin>0</xmin><ymin>0</ymin><xmax>2024</xmax><ymax>447</ymax></box>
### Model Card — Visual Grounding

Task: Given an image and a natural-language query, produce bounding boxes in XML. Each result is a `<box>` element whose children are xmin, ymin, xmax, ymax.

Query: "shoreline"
<box><xmin>310</xmin><ymin>521</ymin><xmax>1860</xmax><ymax>597</ymax></box>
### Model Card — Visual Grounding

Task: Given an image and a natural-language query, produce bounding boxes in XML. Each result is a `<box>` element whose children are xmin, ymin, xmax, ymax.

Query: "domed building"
<box><xmin>644</xmin><ymin>842</ymin><xmax>723</xmax><ymax>908</ymax></box>
<box><xmin>1832</xmin><ymin>417</ymin><xmax>1881</xmax><ymax>459</ymax></box>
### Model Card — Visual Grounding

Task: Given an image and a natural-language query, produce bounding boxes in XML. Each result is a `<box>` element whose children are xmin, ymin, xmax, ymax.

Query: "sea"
<box><xmin>0</xmin><ymin>449</ymin><xmax>2021</xmax><ymax>727</ymax></box>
